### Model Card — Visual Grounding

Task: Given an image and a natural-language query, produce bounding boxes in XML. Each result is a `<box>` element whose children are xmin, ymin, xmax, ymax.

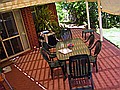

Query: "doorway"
<box><xmin>0</xmin><ymin>10</ymin><xmax>30</xmax><ymax>61</ymax></box>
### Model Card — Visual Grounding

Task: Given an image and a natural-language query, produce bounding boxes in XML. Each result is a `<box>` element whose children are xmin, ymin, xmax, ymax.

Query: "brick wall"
<box><xmin>21</xmin><ymin>7</ymin><xmax>39</xmax><ymax>49</ymax></box>
<box><xmin>47</xmin><ymin>3</ymin><xmax>59</xmax><ymax>23</ymax></box>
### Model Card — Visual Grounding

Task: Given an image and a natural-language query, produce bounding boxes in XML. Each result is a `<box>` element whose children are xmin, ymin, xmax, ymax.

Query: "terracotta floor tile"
<box><xmin>5</xmin><ymin>28</ymin><xmax>120</xmax><ymax>90</ymax></box>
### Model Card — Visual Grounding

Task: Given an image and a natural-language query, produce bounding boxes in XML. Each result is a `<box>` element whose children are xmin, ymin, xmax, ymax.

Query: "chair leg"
<box><xmin>61</xmin><ymin>66</ymin><xmax>66</xmax><ymax>81</ymax></box>
<box><xmin>68</xmin><ymin>76</ymin><xmax>72</xmax><ymax>90</ymax></box>
<box><xmin>82</xmin><ymin>31</ymin><xmax>83</xmax><ymax>38</ymax></box>
<box><xmin>95</xmin><ymin>62</ymin><xmax>98</xmax><ymax>72</ymax></box>
<box><xmin>93</xmin><ymin>62</ymin><xmax>98</xmax><ymax>72</ymax></box>
<box><xmin>50</xmin><ymin>68</ymin><xmax>54</xmax><ymax>79</ymax></box>
<box><xmin>90</xmin><ymin>75</ymin><xmax>94</xmax><ymax>90</ymax></box>
<box><xmin>85</xmin><ymin>32</ymin><xmax>87</xmax><ymax>40</ymax></box>
<box><xmin>50</xmin><ymin>58</ymin><xmax>54</xmax><ymax>61</ymax></box>
<box><xmin>93</xmin><ymin>63</ymin><xmax>95</xmax><ymax>67</ymax></box>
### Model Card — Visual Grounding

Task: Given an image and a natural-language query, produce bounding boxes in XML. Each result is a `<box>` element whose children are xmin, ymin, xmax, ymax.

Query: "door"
<box><xmin>0</xmin><ymin>10</ymin><xmax>30</xmax><ymax>61</ymax></box>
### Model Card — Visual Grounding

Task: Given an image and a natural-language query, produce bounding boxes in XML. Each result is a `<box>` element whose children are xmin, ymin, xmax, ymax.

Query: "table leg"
<box><xmin>85</xmin><ymin>32</ymin><xmax>87</xmax><ymax>40</ymax></box>
<box><xmin>63</xmin><ymin>61</ymin><xmax>67</xmax><ymax>81</ymax></box>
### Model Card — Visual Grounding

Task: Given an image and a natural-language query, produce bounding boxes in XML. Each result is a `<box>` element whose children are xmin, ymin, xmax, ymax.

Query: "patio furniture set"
<box><xmin>40</xmin><ymin>28</ymin><xmax>102</xmax><ymax>90</ymax></box>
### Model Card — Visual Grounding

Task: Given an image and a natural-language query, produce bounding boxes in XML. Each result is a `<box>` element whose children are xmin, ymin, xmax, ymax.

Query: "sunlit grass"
<box><xmin>97</xmin><ymin>27</ymin><xmax>120</xmax><ymax>48</ymax></box>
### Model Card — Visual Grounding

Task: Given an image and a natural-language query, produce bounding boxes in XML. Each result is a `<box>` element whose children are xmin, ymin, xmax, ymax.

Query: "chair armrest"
<box><xmin>48</xmin><ymin>44</ymin><xmax>56</xmax><ymax>48</ymax></box>
<box><xmin>56</xmin><ymin>38</ymin><xmax>60</xmax><ymax>42</ymax></box>
<box><xmin>50</xmin><ymin>53</ymin><xmax>56</xmax><ymax>56</ymax></box>
<box><xmin>84</xmin><ymin>39</ymin><xmax>89</xmax><ymax>43</ymax></box>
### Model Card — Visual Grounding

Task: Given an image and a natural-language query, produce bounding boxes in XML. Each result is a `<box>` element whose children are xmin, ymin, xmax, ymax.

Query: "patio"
<box><xmin>4</xmin><ymin>28</ymin><xmax>120</xmax><ymax>90</ymax></box>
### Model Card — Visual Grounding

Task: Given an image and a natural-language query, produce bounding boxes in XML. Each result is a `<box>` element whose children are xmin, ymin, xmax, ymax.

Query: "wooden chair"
<box><xmin>47</xmin><ymin>34</ymin><xmax>59</xmax><ymax>46</ymax></box>
<box><xmin>89</xmin><ymin>40</ymin><xmax>102</xmax><ymax>72</ymax></box>
<box><xmin>68</xmin><ymin>54</ymin><xmax>94</xmax><ymax>90</ymax></box>
<box><xmin>82</xmin><ymin>29</ymin><xmax>95</xmax><ymax>40</ymax></box>
<box><xmin>42</xmin><ymin>42</ymin><xmax>56</xmax><ymax>61</ymax></box>
<box><xmin>60</xmin><ymin>28</ymin><xmax>72</xmax><ymax>41</ymax></box>
<box><xmin>40</xmin><ymin>48</ymin><xmax>66</xmax><ymax>79</ymax></box>
<box><xmin>84</xmin><ymin>34</ymin><xmax>95</xmax><ymax>49</ymax></box>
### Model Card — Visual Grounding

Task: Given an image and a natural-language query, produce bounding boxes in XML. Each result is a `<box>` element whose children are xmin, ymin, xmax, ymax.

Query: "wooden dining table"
<box><xmin>56</xmin><ymin>38</ymin><xmax>90</xmax><ymax>61</ymax></box>
<box><xmin>56</xmin><ymin>38</ymin><xmax>90</xmax><ymax>78</ymax></box>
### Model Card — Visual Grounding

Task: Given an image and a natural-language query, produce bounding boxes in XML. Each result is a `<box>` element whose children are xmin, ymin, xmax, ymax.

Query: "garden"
<box><xmin>56</xmin><ymin>1</ymin><xmax>120</xmax><ymax>48</ymax></box>
<box><xmin>32</xmin><ymin>1</ymin><xmax>120</xmax><ymax>48</ymax></box>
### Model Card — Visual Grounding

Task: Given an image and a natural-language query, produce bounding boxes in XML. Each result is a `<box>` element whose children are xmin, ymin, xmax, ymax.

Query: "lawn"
<box><xmin>97</xmin><ymin>27</ymin><xmax>120</xmax><ymax>48</ymax></box>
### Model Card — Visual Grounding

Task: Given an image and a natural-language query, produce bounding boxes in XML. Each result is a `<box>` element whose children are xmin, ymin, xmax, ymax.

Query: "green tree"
<box><xmin>56</xmin><ymin>1</ymin><xmax>98</xmax><ymax>28</ymax></box>
<box><xmin>56</xmin><ymin>3</ymin><xmax>66</xmax><ymax>22</ymax></box>
<box><xmin>102</xmin><ymin>12</ymin><xmax>120</xmax><ymax>28</ymax></box>
<box><xmin>56</xmin><ymin>1</ymin><xmax>120</xmax><ymax>29</ymax></box>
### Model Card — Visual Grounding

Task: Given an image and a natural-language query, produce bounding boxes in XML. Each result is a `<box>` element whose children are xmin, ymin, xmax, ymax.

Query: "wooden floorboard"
<box><xmin>6</xmin><ymin>28</ymin><xmax>120</xmax><ymax>90</ymax></box>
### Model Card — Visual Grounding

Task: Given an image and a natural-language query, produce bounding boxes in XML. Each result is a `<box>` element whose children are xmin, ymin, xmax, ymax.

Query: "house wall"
<box><xmin>19</xmin><ymin>3</ymin><xmax>58</xmax><ymax>50</ymax></box>
<box><xmin>21</xmin><ymin>7</ymin><xmax>39</xmax><ymax>49</ymax></box>
<box><xmin>47</xmin><ymin>3</ymin><xmax>59</xmax><ymax>23</ymax></box>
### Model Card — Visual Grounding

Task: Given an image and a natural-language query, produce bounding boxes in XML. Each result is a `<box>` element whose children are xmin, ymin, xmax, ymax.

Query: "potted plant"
<box><xmin>33</xmin><ymin>5</ymin><xmax>61</xmax><ymax>38</ymax></box>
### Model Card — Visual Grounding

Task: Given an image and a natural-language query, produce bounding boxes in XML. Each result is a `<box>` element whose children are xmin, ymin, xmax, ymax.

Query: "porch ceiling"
<box><xmin>0</xmin><ymin>0</ymin><xmax>120</xmax><ymax>15</ymax></box>
<box><xmin>0</xmin><ymin>0</ymin><xmax>97</xmax><ymax>12</ymax></box>
<box><xmin>0</xmin><ymin>0</ymin><xmax>12</xmax><ymax>3</ymax></box>
<box><xmin>101</xmin><ymin>0</ymin><xmax>120</xmax><ymax>15</ymax></box>
<box><xmin>0</xmin><ymin>0</ymin><xmax>62</xmax><ymax>12</ymax></box>
<box><xmin>66</xmin><ymin>0</ymin><xmax>97</xmax><ymax>3</ymax></box>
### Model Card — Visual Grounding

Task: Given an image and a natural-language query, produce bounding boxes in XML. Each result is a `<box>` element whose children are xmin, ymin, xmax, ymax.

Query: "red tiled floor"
<box><xmin>6</xmin><ymin>28</ymin><xmax>120</xmax><ymax>90</ymax></box>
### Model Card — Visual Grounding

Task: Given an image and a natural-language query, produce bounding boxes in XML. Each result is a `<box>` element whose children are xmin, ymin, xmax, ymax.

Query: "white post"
<box><xmin>85</xmin><ymin>0</ymin><xmax>90</xmax><ymax>29</ymax></box>
<box><xmin>98</xmin><ymin>0</ymin><xmax>103</xmax><ymax>41</ymax></box>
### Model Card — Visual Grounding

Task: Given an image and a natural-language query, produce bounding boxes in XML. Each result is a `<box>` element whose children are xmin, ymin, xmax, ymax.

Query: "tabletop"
<box><xmin>56</xmin><ymin>38</ymin><xmax>90</xmax><ymax>60</ymax></box>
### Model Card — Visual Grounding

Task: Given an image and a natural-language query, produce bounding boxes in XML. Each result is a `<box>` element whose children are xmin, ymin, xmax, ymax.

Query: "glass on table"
<box><xmin>60</xmin><ymin>43</ymin><xmax>65</xmax><ymax>48</ymax></box>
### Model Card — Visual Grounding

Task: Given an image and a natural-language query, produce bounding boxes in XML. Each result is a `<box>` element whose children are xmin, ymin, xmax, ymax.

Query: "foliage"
<box><xmin>88</xmin><ymin>2</ymin><xmax>98</xmax><ymax>28</ymax></box>
<box><xmin>56</xmin><ymin>1</ymin><xmax>98</xmax><ymax>28</ymax></box>
<box><xmin>33</xmin><ymin>5</ymin><xmax>59</xmax><ymax>33</ymax></box>
<box><xmin>55</xmin><ymin>3</ymin><xmax>65</xmax><ymax>22</ymax></box>
<box><xmin>65</xmin><ymin>1</ymin><xmax>87</xmax><ymax>24</ymax></box>
<box><xmin>102</xmin><ymin>12</ymin><xmax>120</xmax><ymax>28</ymax></box>
<box><xmin>32</xmin><ymin>4</ymin><xmax>63</xmax><ymax>38</ymax></box>
<box><xmin>56</xmin><ymin>2</ymin><xmax>120</xmax><ymax>29</ymax></box>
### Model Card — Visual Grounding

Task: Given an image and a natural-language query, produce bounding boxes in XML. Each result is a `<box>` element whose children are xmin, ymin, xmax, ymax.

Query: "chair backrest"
<box><xmin>94</xmin><ymin>40</ymin><xmax>102</xmax><ymax>56</ymax></box>
<box><xmin>40</xmin><ymin>48</ymin><xmax>50</xmax><ymax>63</ymax></box>
<box><xmin>90</xmin><ymin>40</ymin><xmax>102</xmax><ymax>57</ymax></box>
<box><xmin>86</xmin><ymin>34</ymin><xmax>95</xmax><ymax>48</ymax></box>
<box><xmin>42</xmin><ymin>42</ymin><xmax>51</xmax><ymax>52</ymax></box>
<box><xmin>61</xmin><ymin>28</ymin><xmax>72</xmax><ymax>41</ymax></box>
<box><xmin>48</xmin><ymin>34</ymin><xmax>58</xmax><ymax>46</ymax></box>
<box><xmin>69</xmin><ymin>54</ymin><xmax>91</xmax><ymax>79</ymax></box>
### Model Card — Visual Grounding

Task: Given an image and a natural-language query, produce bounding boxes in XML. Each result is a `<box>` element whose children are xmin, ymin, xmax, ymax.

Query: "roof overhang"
<box><xmin>0</xmin><ymin>0</ymin><xmax>97</xmax><ymax>12</ymax></box>
<box><xmin>0</xmin><ymin>0</ymin><xmax>120</xmax><ymax>15</ymax></box>
<box><xmin>67</xmin><ymin>0</ymin><xmax>97</xmax><ymax>2</ymax></box>
<box><xmin>0</xmin><ymin>0</ymin><xmax>63</xmax><ymax>12</ymax></box>
<box><xmin>101</xmin><ymin>0</ymin><xmax>120</xmax><ymax>15</ymax></box>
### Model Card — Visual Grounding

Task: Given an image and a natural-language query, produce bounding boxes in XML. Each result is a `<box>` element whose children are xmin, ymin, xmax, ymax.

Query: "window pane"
<box><xmin>0</xmin><ymin>15</ymin><xmax>8</xmax><ymax>39</ymax></box>
<box><xmin>2</xmin><ymin>12</ymin><xmax>18</xmax><ymax>37</ymax></box>
<box><xmin>11</xmin><ymin>37</ymin><xmax>23</xmax><ymax>54</ymax></box>
<box><xmin>4</xmin><ymin>40</ymin><xmax>13</xmax><ymax>56</ymax></box>
<box><xmin>13</xmin><ymin>9</ymin><xmax>30</xmax><ymax>50</ymax></box>
<box><xmin>0</xmin><ymin>41</ymin><xmax>7</xmax><ymax>60</ymax></box>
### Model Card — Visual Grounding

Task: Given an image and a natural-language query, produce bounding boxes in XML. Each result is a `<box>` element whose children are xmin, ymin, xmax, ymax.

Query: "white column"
<box><xmin>98</xmin><ymin>0</ymin><xmax>103</xmax><ymax>41</ymax></box>
<box><xmin>85</xmin><ymin>0</ymin><xmax>90</xmax><ymax>29</ymax></box>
